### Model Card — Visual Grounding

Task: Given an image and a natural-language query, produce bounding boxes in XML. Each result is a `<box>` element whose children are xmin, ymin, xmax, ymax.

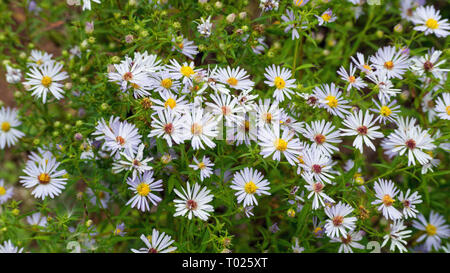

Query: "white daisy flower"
<box><xmin>413</xmin><ymin>211</ymin><xmax>450</xmax><ymax>252</ymax></box>
<box><xmin>281</xmin><ymin>9</ymin><xmax>307</xmax><ymax>40</ymax></box>
<box><xmin>324</xmin><ymin>202</ymin><xmax>357</xmax><ymax>238</ymax></box>
<box><xmin>151</xmin><ymin>91</ymin><xmax>190</xmax><ymax>117</ymax></box>
<box><xmin>134</xmin><ymin>51</ymin><xmax>162</xmax><ymax>73</ymax></box>
<box><xmin>383</xmin><ymin>121</ymin><xmax>436</xmax><ymax>166</ymax></box>
<box><xmin>205</xmin><ymin>93</ymin><xmax>244</xmax><ymax>126</ymax></box>
<box><xmin>26</xmin><ymin>212</ymin><xmax>48</xmax><ymax>227</ymax></box>
<box><xmin>148</xmin><ymin>109</ymin><xmax>186</xmax><ymax>147</ymax></box>
<box><xmin>149</xmin><ymin>70</ymin><xmax>181</xmax><ymax>94</ymax></box>
<box><xmin>0</xmin><ymin>240</ymin><xmax>23</xmax><ymax>253</ymax></box>
<box><xmin>411</xmin><ymin>5</ymin><xmax>450</xmax><ymax>38</ymax></box>
<box><xmin>337</xmin><ymin>63</ymin><xmax>367</xmax><ymax>92</ymax></box>
<box><xmin>27</xmin><ymin>49</ymin><xmax>53</xmax><ymax>67</ymax></box>
<box><xmin>400</xmin><ymin>0</ymin><xmax>419</xmax><ymax>22</ymax></box>
<box><xmin>421</xmin><ymin>156</ymin><xmax>440</xmax><ymax>174</ymax></box>
<box><xmin>181</xmin><ymin>107</ymin><xmax>219</xmax><ymax>150</ymax></box>
<box><xmin>279</xmin><ymin>110</ymin><xmax>303</xmax><ymax>135</ymax></box>
<box><xmin>226</xmin><ymin>114</ymin><xmax>258</xmax><ymax>146</ymax></box>
<box><xmin>171</xmin><ymin>36</ymin><xmax>199</xmax><ymax>60</ymax></box>
<box><xmin>370</xmin><ymin>46</ymin><xmax>410</xmax><ymax>79</ymax></box>
<box><xmin>173</xmin><ymin>181</ymin><xmax>214</xmax><ymax>221</ymax></box>
<box><xmin>340</xmin><ymin>110</ymin><xmax>384</xmax><ymax>153</ymax></box>
<box><xmin>214</xmin><ymin>66</ymin><xmax>254</xmax><ymax>91</ymax></box>
<box><xmin>82</xmin><ymin>0</ymin><xmax>101</xmax><ymax>11</ymax></box>
<box><xmin>331</xmin><ymin>230</ymin><xmax>365</xmax><ymax>253</ymax></box>
<box><xmin>434</xmin><ymin>92</ymin><xmax>450</xmax><ymax>120</ymax></box>
<box><xmin>410</xmin><ymin>49</ymin><xmax>449</xmax><ymax>80</ymax></box>
<box><xmin>0</xmin><ymin>179</ymin><xmax>13</xmax><ymax>204</ymax></box>
<box><xmin>112</xmin><ymin>144</ymin><xmax>153</xmax><ymax>180</ymax></box>
<box><xmin>108</xmin><ymin>56</ymin><xmax>152</xmax><ymax>98</ymax></box>
<box><xmin>19</xmin><ymin>154</ymin><xmax>67</xmax><ymax>200</ymax></box>
<box><xmin>196</xmin><ymin>16</ymin><xmax>213</xmax><ymax>37</ymax></box>
<box><xmin>366</xmin><ymin>72</ymin><xmax>401</xmax><ymax>104</ymax></box>
<box><xmin>166</xmin><ymin>60</ymin><xmax>200</xmax><ymax>88</ymax></box>
<box><xmin>254</xmin><ymin>99</ymin><xmax>281</xmax><ymax>129</ymax></box>
<box><xmin>369</xmin><ymin>99</ymin><xmax>400</xmax><ymax>124</ymax></box>
<box><xmin>299</xmin><ymin>146</ymin><xmax>334</xmax><ymax>184</ymax></box>
<box><xmin>398</xmin><ymin>189</ymin><xmax>422</xmax><ymax>219</ymax></box>
<box><xmin>258</xmin><ymin>127</ymin><xmax>302</xmax><ymax>165</ymax></box>
<box><xmin>236</xmin><ymin>89</ymin><xmax>258</xmax><ymax>112</ymax></box>
<box><xmin>24</xmin><ymin>61</ymin><xmax>69</xmax><ymax>103</ymax></box>
<box><xmin>315</xmin><ymin>8</ymin><xmax>337</xmax><ymax>26</ymax></box>
<box><xmin>131</xmin><ymin>229</ymin><xmax>177</xmax><ymax>253</ymax></box>
<box><xmin>0</xmin><ymin>107</ymin><xmax>25</xmax><ymax>149</ymax></box>
<box><xmin>264</xmin><ymin>65</ymin><xmax>296</xmax><ymax>102</ymax></box>
<box><xmin>301</xmin><ymin>120</ymin><xmax>341</xmax><ymax>156</ymax></box>
<box><xmin>126</xmin><ymin>171</ymin><xmax>163</xmax><ymax>212</ymax></box>
<box><xmin>350</xmin><ymin>52</ymin><xmax>374</xmax><ymax>74</ymax></box>
<box><xmin>5</xmin><ymin>65</ymin><xmax>22</xmax><ymax>83</ymax></box>
<box><xmin>371</xmin><ymin>179</ymin><xmax>403</xmax><ymax>220</ymax></box>
<box><xmin>86</xmin><ymin>186</ymin><xmax>110</xmax><ymax>208</ymax></box>
<box><xmin>189</xmin><ymin>156</ymin><xmax>214</xmax><ymax>182</ymax></box>
<box><xmin>230</xmin><ymin>167</ymin><xmax>271</xmax><ymax>207</ymax></box>
<box><xmin>382</xmin><ymin>220</ymin><xmax>412</xmax><ymax>253</ymax></box>
<box><xmin>314</xmin><ymin>83</ymin><xmax>351</xmax><ymax>118</ymax></box>
<box><xmin>303</xmin><ymin>172</ymin><xmax>334</xmax><ymax>210</ymax></box>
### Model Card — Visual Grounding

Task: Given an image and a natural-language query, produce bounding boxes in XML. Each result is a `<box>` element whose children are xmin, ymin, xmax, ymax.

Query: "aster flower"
<box><xmin>189</xmin><ymin>156</ymin><xmax>214</xmax><ymax>182</ymax></box>
<box><xmin>0</xmin><ymin>179</ymin><xmax>13</xmax><ymax>204</ymax></box>
<box><xmin>299</xmin><ymin>147</ymin><xmax>335</xmax><ymax>184</ymax></box>
<box><xmin>148</xmin><ymin>109</ymin><xmax>186</xmax><ymax>147</ymax></box>
<box><xmin>230</xmin><ymin>167</ymin><xmax>271</xmax><ymax>207</ymax></box>
<box><xmin>173</xmin><ymin>181</ymin><xmax>214</xmax><ymax>221</ymax></box>
<box><xmin>291</xmin><ymin>238</ymin><xmax>304</xmax><ymax>253</ymax></box>
<box><xmin>205</xmin><ymin>93</ymin><xmax>244</xmax><ymax>126</ymax></box>
<box><xmin>166</xmin><ymin>60</ymin><xmax>200</xmax><ymax>88</ymax></box>
<box><xmin>340</xmin><ymin>110</ymin><xmax>384</xmax><ymax>153</ymax></box>
<box><xmin>371</xmin><ymin>179</ymin><xmax>403</xmax><ymax>220</ymax></box>
<box><xmin>113</xmin><ymin>223</ymin><xmax>126</xmax><ymax>236</ymax></box>
<box><xmin>181</xmin><ymin>107</ymin><xmax>219</xmax><ymax>150</ymax></box>
<box><xmin>82</xmin><ymin>0</ymin><xmax>101</xmax><ymax>11</ymax></box>
<box><xmin>281</xmin><ymin>9</ymin><xmax>307</xmax><ymax>40</ymax></box>
<box><xmin>26</xmin><ymin>212</ymin><xmax>48</xmax><ymax>227</ymax></box>
<box><xmin>258</xmin><ymin>127</ymin><xmax>302</xmax><ymax>166</ymax></box>
<box><xmin>196</xmin><ymin>16</ymin><xmax>213</xmax><ymax>37</ymax></box>
<box><xmin>126</xmin><ymin>171</ymin><xmax>163</xmax><ymax>212</ymax></box>
<box><xmin>112</xmin><ymin>144</ymin><xmax>153</xmax><ymax>180</ymax></box>
<box><xmin>314</xmin><ymin>83</ymin><xmax>351</xmax><ymax>118</ymax></box>
<box><xmin>369</xmin><ymin>99</ymin><xmax>400</xmax><ymax>124</ymax></box>
<box><xmin>316</xmin><ymin>9</ymin><xmax>337</xmax><ymax>26</ymax></box>
<box><xmin>398</xmin><ymin>189</ymin><xmax>422</xmax><ymax>219</ymax></box>
<box><xmin>27</xmin><ymin>49</ymin><xmax>53</xmax><ymax>67</ymax></box>
<box><xmin>382</xmin><ymin>220</ymin><xmax>412</xmax><ymax>253</ymax></box>
<box><xmin>0</xmin><ymin>107</ymin><xmax>25</xmax><ymax>149</ymax></box>
<box><xmin>264</xmin><ymin>65</ymin><xmax>297</xmax><ymax>102</ymax></box>
<box><xmin>303</xmin><ymin>172</ymin><xmax>334</xmax><ymax>210</ymax></box>
<box><xmin>331</xmin><ymin>230</ymin><xmax>365</xmax><ymax>253</ymax></box>
<box><xmin>24</xmin><ymin>61</ymin><xmax>69</xmax><ymax>103</ymax></box>
<box><xmin>151</xmin><ymin>91</ymin><xmax>190</xmax><ymax>117</ymax></box>
<box><xmin>301</xmin><ymin>120</ymin><xmax>341</xmax><ymax>156</ymax></box>
<box><xmin>411</xmin><ymin>5</ymin><xmax>450</xmax><ymax>38</ymax></box>
<box><xmin>337</xmin><ymin>64</ymin><xmax>367</xmax><ymax>92</ymax></box>
<box><xmin>131</xmin><ymin>229</ymin><xmax>177</xmax><ymax>253</ymax></box>
<box><xmin>413</xmin><ymin>211</ymin><xmax>450</xmax><ymax>252</ymax></box>
<box><xmin>434</xmin><ymin>92</ymin><xmax>450</xmax><ymax>120</ymax></box>
<box><xmin>259</xmin><ymin>0</ymin><xmax>279</xmax><ymax>12</ymax></box>
<box><xmin>0</xmin><ymin>240</ymin><xmax>23</xmax><ymax>253</ymax></box>
<box><xmin>351</xmin><ymin>52</ymin><xmax>374</xmax><ymax>74</ymax></box>
<box><xmin>214</xmin><ymin>66</ymin><xmax>254</xmax><ymax>91</ymax></box>
<box><xmin>410</xmin><ymin>49</ymin><xmax>449</xmax><ymax>79</ymax></box>
<box><xmin>19</xmin><ymin>154</ymin><xmax>68</xmax><ymax>200</ymax></box>
<box><xmin>171</xmin><ymin>36</ymin><xmax>199</xmax><ymax>60</ymax></box>
<box><xmin>324</xmin><ymin>202</ymin><xmax>357</xmax><ymax>238</ymax></box>
<box><xmin>149</xmin><ymin>71</ymin><xmax>181</xmax><ymax>94</ymax></box>
<box><xmin>370</xmin><ymin>46</ymin><xmax>410</xmax><ymax>79</ymax></box>
<box><xmin>5</xmin><ymin>65</ymin><xmax>22</xmax><ymax>83</ymax></box>
<box><xmin>254</xmin><ymin>99</ymin><xmax>282</xmax><ymax>128</ymax></box>
<box><xmin>366</xmin><ymin>72</ymin><xmax>401</xmax><ymax>103</ymax></box>
<box><xmin>421</xmin><ymin>91</ymin><xmax>438</xmax><ymax>122</ymax></box>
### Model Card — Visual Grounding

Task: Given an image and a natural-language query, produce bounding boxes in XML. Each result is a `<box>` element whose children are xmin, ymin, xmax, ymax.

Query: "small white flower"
<box><xmin>382</xmin><ymin>220</ymin><xmax>412</xmax><ymax>253</ymax></box>
<box><xmin>112</xmin><ymin>144</ymin><xmax>153</xmax><ymax>180</ymax></box>
<box><xmin>26</xmin><ymin>212</ymin><xmax>48</xmax><ymax>227</ymax></box>
<box><xmin>337</xmin><ymin>63</ymin><xmax>367</xmax><ymax>92</ymax></box>
<box><xmin>413</xmin><ymin>211</ymin><xmax>450</xmax><ymax>252</ymax></box>
<box><xmin>173</xmin><ymin>181</ymin><xmax>214</xmax><ymax>221</ymax></box>
<box><xmin>126</xmin><ymin>171</ymin><xmax>163</xmax><ymax>212</ymax></box>
<box><xmin>371</xmin><ymin>179</ymin><xmax>403</xmax><ymax>220</ymax></box>
<box><xmin>301</xmin><ymin>120</ymin><xmax>341</xmax><ymax>156</ymax></box>
<box><xmin>410</xmin><ymin>49</ymin><xmax>449</xmax><ymax>79</ymax></box>
<box><xmin>214</xmin><ymin>66</ymin><xmax>254</xmax><ymax>91</ymax></box>
<box><xmin>5</xmin><ymin>65</ymin><xmax>22</xmax><ymax>83</ymax></box>
<box><xmin>264</xmin><ymin>65</ymin><xmax>297</xmax><ymax>102</ymax></box>
<box><xmin>434</xmin><ymin>92</ymin><xmax>450</xmax><ymax>120</ymax></box>
<box><xmin>196</xmin><ymin>16</ymin><xmax>213</xmax><ymax>37</ymax></box>
<box><xmin>230</xmin><ymin>167</ymin><xmax>271</xmax><ymax>207</ymax></box>
<box><xmin>258</xmin><ymin>127</ymin><xmax>302</xmax><ymax>166</ymax></box>
<box><xmin>314</xmin><ymin>83</ymin><xmax>351</xmax><ymax>118</ymax></box>
<box><xmin>324</xmin><ymin>202</ymin><xmax>357</xmax><ymax>238</ymax></box>
<box><xmin>27</xmin><ymin>49</ymin><xmax>53</xmax><ymax>67</ymax></box>
<box><xmin>303</xmin><ymin>172</ymin><xmax>334</xmax><ymax>210</ymax></box>
<box><xmin>148</xmin><ymin>109</ymin><xmax>186</xmax><ymax>147</ymax></box>
<box><xmin>0</xmin><ymin>107</ymin><xmax>25</xmax><ymax>149</ymax></box>
<box><xmin>411</xmin><ymin>5</ymin><xmax>450</xmax><ymax>38</ymax></box>
<box><xmin>189</xmin><ymin>156</ymin><xmax>214</xmax><ymax>182</ymax></box>
<box><xmin>172</xmin><ymin>36</ymin><xmax>199</xmax><ymax>60</ymax></box>
<box><xmin>131</xmin><ymin>229</ymin><xmax>177</xmax><ymax>253</ymax></box>
<box><xmin>398</xmin><ymin>189</ymin><xmax>422</xmax><ymax>219</ymax></box>
<box><xmin>181</xmin><ymin>107</ymin><xmax>219</xmax><ymax>150</ymax></box>
<box><xmin>0</xmin><ymin>179</ymin><xmax>13</xmax><ymax>204</ymax></box>
<box><xmin>331</xmin><ymin>230</ymin><xmax>365</xmax><ymax>253</ymax></box>
<box><xmin>299</xmin><ymin>146</ymin><xmax>335</xmax><ymax>184</ymax></box>
<box><xmin>0</xmin><ymin>240</ymin><xmax>23</xmax><ymax>253</ymax></box>
<box><xmin>281</xmin><ymin>9</ymin><xmax>307</xmax><ymax>40</ymax></box>
<box><xmin>369</xmin><ymin>99</ymin><xmax>400</xmax><ymax>124</ymax></box>
<box><xmin>370</xmin><ymin>46</ymin><xmax>410</xmax><ymax>79</ymax></box>
<box><xmin>315</xmin><ymin>8</ymin><xmax>337</xmax><ymax>26</ymax></box>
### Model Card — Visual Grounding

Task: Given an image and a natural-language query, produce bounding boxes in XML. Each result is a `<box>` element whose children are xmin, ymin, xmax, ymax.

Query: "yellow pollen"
<box><xmin>363</xmin><ymin>64</ymin><xmax>372</xmax><ymax>71</ymax></box>
<box><xmin>180</xmin><ymin>66</ymin><xmax>194</xmax><ymax>77</ymax></box>
<box><xmin>164</xmin><ymin>98</ymin><xmax>177</xmax><ymax>109</ymax></box>
<box><xmin>446</xmin><ymin>106</ymin><xmax>450</xmax><ymax>115</ymax></box>
<box><xmin>384</xmin><ymin>61</ymin><xmax>394</xmax><ymax>70</ymax></box>
<box><xmin>274</xmin><ymin>76</ymin><xmax>286</xmax><ymax>89</ymax></box>
<box><xmin>178</xmin><ymin>43</ymin><xmax>184</xmax><ymax>49</ymax></box>
<box><xmin>321</xmin><ymin>13</ymin><xmax>331</xmax><ymax>22</ymax></box>
<box><xmin>348</xmin><ymin>76</ymin><xmax>356</xmax><ymax>83</ymax></box>
<box><xmin>382</xmin><ymin>194</ymin><xmax>394</xmax><ymax>206</ymax></box>
<box><xmin>161</xmin><ymin>78</ymin><xmax>173</xmax><ymax>89</ymax></box>
<box><xmin>136</xmin><ymin>183</ymin><xmax>150</xmax><ymax>197</ymax></box>
<box><xmin>131</xmin><ymin>83</ymin><xmax>140</xmax><ymax>89</ymax></box>
<box><xmin>313</xmin><ymin>227</ymin><xmax>322</xmax><ymax>234</ymax></box>
<box><xmin>227</xmin><ymin>77</ymin><xmax>238</xmax><ymax>86</ymax></box>
<box><xmin>41</xmin><ymin>76</ymin><xmax>52</xmax><ymax>87</ymax></box>
<box><xmin>264</xmin><ymin>113</ymin><xmax>272</xmax><ymax>124</ymax></box>
<box><xmin>425</xmin><ymin>224</ymin><xmax>437</xmax><ymax>236</ymax></box>
<box><xmin>297</xmin><ymin>155</ymin><xmax>304</xmax><ymax>164</ymax></box>
<box><xmin>36</xmin><ymin>59</ymin><xmax>43</xmax><ymax>65</ymax></box>
<box><xmin>244</xmin><ymin>181</ymin><xmax>258</xmax><ymax>194</ymax></box>
<box><xmin>425</xmin><ymin>18</ymin><xmax>439</xmax><ymax>29</ymax></box>
<box><xmin>244</xmin><ymin>120</ymin><xmax>250</xmax><ymax>132</ymax></box>
<box><xmin>198</xmin><ymin>162</ymin><xmax>206</xmax><ymax>169</ymax></box>
<box><xmin>0</xmin><ymin>186</ymin><xmax>6</xmax><ymax>196</ymax></box>
<box><xmin>191</xmin><ymin>123</ymin><xmax>203</xmax><ymax>135</ymax></box>
<box><xmin>38</xmin><ymin>173</ymin><xmax>51</xmax><ymax>184</ymax></box>
<box><xmin>325</xmin><ymin>95</ymin><xmax>338</xmax><ymax>108</ymax></box>
<box><xmin>274</xmin><ymin>138</ymin><xmax>288</xmax><ymax>151</ymax></box>
<box><xmin>380</xmin><ymin>106</ymin><xmax>392</xmax><ymax>117</ymax></box>
<box><xmin>1</xmin><ymin>122</ymin><xmax>11</xmax><ymax>132</ymax></box>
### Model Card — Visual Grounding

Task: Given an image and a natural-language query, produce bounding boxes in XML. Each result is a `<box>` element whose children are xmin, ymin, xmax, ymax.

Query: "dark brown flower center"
<box><xmin>357</xmin><ymin>126</ymin><xmax>368</xmax><ymax>135</ymax></box>
<box><xmin>186</xmin><ymin>199</ymin><xmax>198</xmax><ymax>210</ymax></box>
<box><xmin>405</xmin><ymin>139</ymin><xmax>416</xmax><ymax>149</ymax></box>
<box><xmin>312</xmin><ymin>164</ymin><xmax>322</xmax><ymax>174</ymax></box>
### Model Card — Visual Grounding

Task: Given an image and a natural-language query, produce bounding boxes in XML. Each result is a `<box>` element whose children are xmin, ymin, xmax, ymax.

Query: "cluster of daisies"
<box><xmin>0</xmin><ymin>1</ymin><xmax>449</xmax><ymax>253</ymax></box>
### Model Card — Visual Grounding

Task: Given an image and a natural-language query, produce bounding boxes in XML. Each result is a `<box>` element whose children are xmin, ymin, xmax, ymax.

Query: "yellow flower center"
<box><xmin>37</xmin><ymin>173</ymin><xmax>51</xmax><ymax>184</ymax></box>
<box><xmin>136</xmin><ymin>183</ymin><xmax>150</xmax><ymax>197</ymax></box>
<box><xmin>325</xmin><ymin>95</ymin><xmax>338</xmax><ymax>108</ymax></box>
<box><xmin>178</xmin><ymin>43</ymin><xmax>184</xmax><ymax>49</ymax></box>
<box><xmin>446</xmin><ymin>106</ymin><xmax>450</xmax><ymax>115</ymax></box>
<box><xmin>244</xmin><ymin>181</ymin><xmax>258</xmax><ymax>194</ymax></box>
<box><xmin>161</xmin><ymin>78</ymin><xmax>173</xmax><ymax>89</ymax></box>
<box><xmin>425</xmin><ymin>18</ymin><xmax>439</xmax><ymax>29</ymax></box>
<box><xmin>0</xmin><ymin>186</ymin><xmax>6</xmax><ymax>196</ymax></box>
<box><xmin>36</xmin><ymin>59</ymin><xmax>43</xmax><ymax>65</ymax></box>
<box><xmin>313</xmin><ymin>227</ymin><xmax>322</xmax><ymax>234</ymax></box>
<box><xmin>322</xmin><ymin>13</ymin><xmax>331</xmax><ymax>22</ymax></box>
<box><xmin>274</xmin><ymin>138</ymin><xmax>288</xmax><ymax>151</ymax></box>
<box><xmin>382</xmin><ymin>194</ymin><xmax>394</xmax><ymax>206</ymax></box>
<box><xmin>425</xmin><ymin>224</ymin><xmax>437</xmax><ymax>236</ymax></box>
<box><xmin>114</xmin><ymin>228</ymin><xmax>122</xmax><ymax>235</ymax></box>
<box><xmin>191</xmin><ymin>123</ymin><xmax>203</xmax><ymax>136</ymax></box>
<box><xmin>264</xmin><ymin>113</ymin><xmax>272</xmax><ymax>124</ymax></box>
<box><xmin>380</xmin><ymin>106</ymin><xmax>392</xmax><ymax>117</ymax></box>
<box><xmin>363</xmin><ymin>64</ymin><xmax>372</xmax><ymax>71</ymax></box>
<box><xmin>348</xmin><ymin>76</ymin><xmax>356</xmax><ymax>83</ymax></box>
<box><xmin>1</xmin><ymin>122</ymin><xmax>11</xmax><ymax>132</ymax></box>
<box><xmin>164</xmin><ymin>98</ymin><xmax>177</xmax><ymax>109</ymax></box>
<box><xmin>227</xmin><ymin>77</ymin><xmax>238</xmax><ymax>86</ymax></box>
<box><xmin>198</xmin><ymin>162</ymin><xmax>206</xmax><ymax>169</ymax></box>
<box><xmin>274</xmin><ymin>76</ymin><xmax>286</xmax><ymax>89</ymax></box>
<box><xmin>354</xmin><ymin>173</ymin><xmax>365</xmax><ymax>185</ymax></box>
<box><xmin>180</xmin><ymin>66</ymin><xmax>194</xmax><ymax>77</ymax></box>
<box><xmin>41</xmin><ymin>76</ymin><xmax>52</xmax><ymax>87</ymax></box>
<box><xmin>384</xmin><ymin>61</ymin><xmax>394</xmax><ymax>70</ymax></box>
